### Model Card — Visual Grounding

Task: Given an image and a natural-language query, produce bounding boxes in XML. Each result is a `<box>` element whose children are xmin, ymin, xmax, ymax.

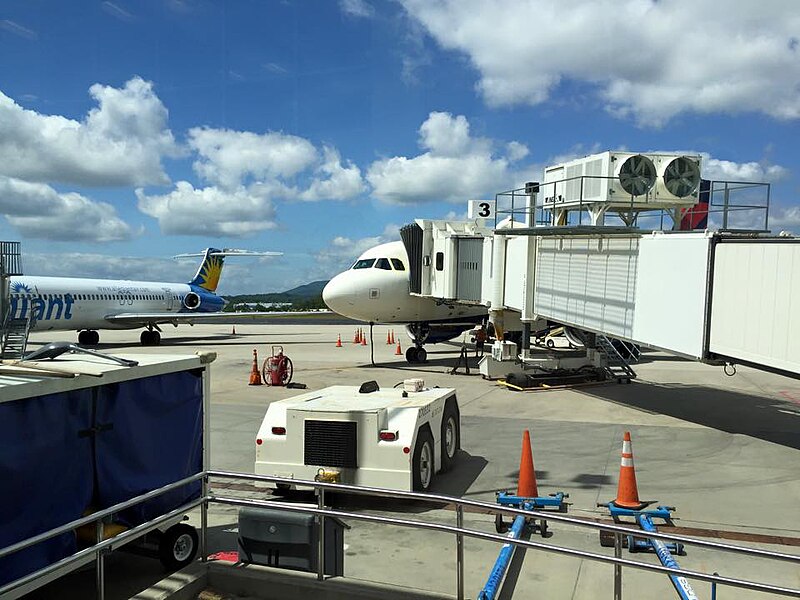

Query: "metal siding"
<box><xmin>533</xmin><ymin>236</ymin><xmax>638</xmax><ymax>337</ymax></box>
<box><xmin>710</xmin><ymin>242</ymin><xmax>800</xmax><ymax>374</ymax></box>
<box><xmin>455</xmin><ymin>238</ymin><xmax>483</xmax><ymax>302</ymax></box>
<box><xmin>632</xmin><ymin>234</ymin><xmax>710</xmax><ymax>358</ymax></box>
<box><xmin>504</xmin><ymin>238</ymin><xmax>528</xmax><ymax>310</ymax></box>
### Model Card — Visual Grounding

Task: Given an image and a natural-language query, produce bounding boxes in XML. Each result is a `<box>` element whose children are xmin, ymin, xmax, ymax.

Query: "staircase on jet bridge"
<box><xmin>1</xmin><ymin>316</ymin><xmax>32</xmax><ymax>360</ymax></box>
<box><xmin>595</xmin><ymin>334</ymin><xmax>637</xmax><ymax>383</ymax></box>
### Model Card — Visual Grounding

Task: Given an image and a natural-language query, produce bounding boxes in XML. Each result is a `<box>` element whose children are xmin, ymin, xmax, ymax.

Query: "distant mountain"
<box><xmin>280</xmin><ymin>280</ymin><xmax>328</xmax><ymax>298</ymax></box>
<box><xmin>222</xmin><ymin>280</ymin><xmax>330</xmax><ymax>310</ymax></box>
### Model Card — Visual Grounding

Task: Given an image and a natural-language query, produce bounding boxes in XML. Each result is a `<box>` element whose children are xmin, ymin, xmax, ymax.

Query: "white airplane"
<box><xmin>4</xmin><ymin>248</ymin><xmax>281</xmax><ymax>346</ymax></box>
<box><xmin>322</xmin><ymin>241</ymin><xmax>487</xmax><ymax>363</ymax></box>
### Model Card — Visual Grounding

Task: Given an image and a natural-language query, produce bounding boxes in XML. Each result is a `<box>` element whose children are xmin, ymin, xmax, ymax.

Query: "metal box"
<box><xmin>237</xmin><ymin>507</ymin><xmax>348</xmax><ymax>576</ymax></box>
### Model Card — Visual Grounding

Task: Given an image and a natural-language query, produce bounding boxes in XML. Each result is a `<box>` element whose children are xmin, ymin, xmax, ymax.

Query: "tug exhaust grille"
<box><xmin>304</xmin><ymin>420</ymin><xmax>358</xmax><ymax>468</ymax></box>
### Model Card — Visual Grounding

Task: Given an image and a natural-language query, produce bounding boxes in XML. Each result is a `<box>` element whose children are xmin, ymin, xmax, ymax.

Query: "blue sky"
<box><xmin>1</xmin><ymin>0</ymin><xmax>798</xmax><ymax>293</ymax></box>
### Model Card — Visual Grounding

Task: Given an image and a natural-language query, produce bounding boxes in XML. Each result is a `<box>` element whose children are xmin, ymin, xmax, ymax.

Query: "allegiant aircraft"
<box><xmin>5</xmin><ymin>248</ymin><xmax>281</xmax><ymax>346</ymax></box>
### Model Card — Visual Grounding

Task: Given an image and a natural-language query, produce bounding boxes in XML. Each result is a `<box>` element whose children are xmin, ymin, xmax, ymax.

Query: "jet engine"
<box><xmin>183</xmin><ymin>291</ymin><xmax>201</xmax><ymax>310</ymax></box>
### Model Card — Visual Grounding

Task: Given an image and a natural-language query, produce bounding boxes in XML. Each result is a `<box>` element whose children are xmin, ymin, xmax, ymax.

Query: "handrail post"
<box><xmin>456</xmin><ymin>505</ymin><xmax>464</xmax><ymax>600</ymax></box>
<box><xmin>317</xmin><ymin>486</ymin><xmax>325</xmax><ymax>581</ymax></box>
<box><xmin>201</xmin><ymin>475</ymin><xmax>208</xmax><ymax>562</ymax></box>
<box><xmin>614</xmin><ymin>531</ymin><xmax>622</xmax><ymax>600</ymax></box>
<box><xmin>95</xmin><ymin>519</ymin><xmax>105</xmax><ymax>600</ymax></box>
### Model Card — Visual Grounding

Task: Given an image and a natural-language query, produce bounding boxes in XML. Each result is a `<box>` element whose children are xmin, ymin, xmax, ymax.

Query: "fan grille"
<box><xmin>617</xmin><ymin>155</ymin><xmax>657</xmax><ymax>197</ymax></box>
<box><xmin>663</xmin><ymin>157</ymin><xmax>701</xmax><ymax>198</ymax></box>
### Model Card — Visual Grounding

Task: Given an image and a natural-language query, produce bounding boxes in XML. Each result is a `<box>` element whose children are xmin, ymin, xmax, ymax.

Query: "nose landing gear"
<box><xmin>405</xmin><ymin>323</ymin><xmax>431</xmax><ymax>363</ymax></box>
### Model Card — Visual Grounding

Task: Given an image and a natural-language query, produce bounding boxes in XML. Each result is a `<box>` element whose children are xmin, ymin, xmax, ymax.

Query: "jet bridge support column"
<box><xmin>489</xmin><ymin>236</ymin><xmax>507</xmax><ymax>339</ymax></box>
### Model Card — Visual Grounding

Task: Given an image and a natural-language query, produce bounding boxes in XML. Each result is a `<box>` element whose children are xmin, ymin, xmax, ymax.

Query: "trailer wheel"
<box><xmin>158</xmin><ymin>523</ymin><xmax>198</xmax><ymax>571</ymax></box>
<box><xmin>412</xmin><ymin>429</ymin><xmax>435</xmax><ymax>492</ymax></box>
<box><xmin>440</xmin><ymin>402</ymin><xmax>460</xmax><ymax>472</ymax></box>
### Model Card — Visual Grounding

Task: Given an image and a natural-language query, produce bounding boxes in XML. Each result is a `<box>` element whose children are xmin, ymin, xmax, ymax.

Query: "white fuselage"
<box><xmin>6</xmin><ymin>276</ymin><xmax>194</xmax><ymax>331</ymax></box>
<box><xmin>322</xmin><ymin>241</ymin><xmax>486</xmax><ymax>324</ymax></box>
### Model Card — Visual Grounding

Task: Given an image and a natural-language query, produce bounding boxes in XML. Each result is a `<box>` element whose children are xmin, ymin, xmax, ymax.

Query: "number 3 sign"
<box><xmin>467</xmin><ymin>200</ymin><xmax>496</xmax><ymax>220</ymax></box>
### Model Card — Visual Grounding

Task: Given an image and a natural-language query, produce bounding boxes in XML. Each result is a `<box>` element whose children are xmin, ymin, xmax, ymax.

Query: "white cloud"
<box><xmin>340</xmin><ymin>0</ymin><xmax>374</xmax><ymax>19</ymax></box>
<box><xmin>0</xmin><ymin>77</ymin><xmax>178</xmax><ymax>186</ymax></box>
<box><xmin>0</xmin><ymin>176</ymin><xmax>137</xmax><ymax>242</ymax></box>
<box><xmin>367</xmin><ymin>111</ymin><xmax>529</xmax><ymax>204</ymax></box>
<box><xmin>700</xmin><ymin>154</ymin><xmax>789</xmax><ymax>182</ymax></box>
<box><xmin>136</xmin><ymin>182</ymin><xmax>278</xmax><ymax>237</ymax></box>
<box><xmin>315</xmin><ymin>224</ymin><xmax>400</xmax><ymax>272</ymax></box>
<box><xmin>189</xmin><ymin>127</ymin><xmax>318</xmax><ymax>189</ymax></box>
<box><xmin>145</xmin><ymin>128</ymin><xmax>366</xmax><ymax>234</ymax></box>
<box><xmin>400</xmin><ymin>0</ymin><xmax>800</xmax><ymax>126</ymax></box>
<box><xmin>299</xmin><ymin>147</ymin><xmax>366</xmax><ymax>201</ymax></box>
<box><xmin>769</xmin><ymin>206</ymin><xmax>800</xmax><ymax>231</ymax></box>
<box><xmin>0</xmin><ymin>19</ymin><xmax>37</xmax><ymax>40</ymax></box>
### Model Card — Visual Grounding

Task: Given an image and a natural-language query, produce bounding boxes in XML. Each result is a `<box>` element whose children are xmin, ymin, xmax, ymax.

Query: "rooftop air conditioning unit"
<box><xmin>542</xmin><ymin>151</ymin><xmax>702</xmax><ymax>208</ymax></box>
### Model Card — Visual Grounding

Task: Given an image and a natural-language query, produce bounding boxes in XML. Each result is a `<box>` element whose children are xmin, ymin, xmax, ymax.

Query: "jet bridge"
<box><xmin>401</xmin><ymin>163</ymin><xmax>799</xmax><ymax>378</ymax></box>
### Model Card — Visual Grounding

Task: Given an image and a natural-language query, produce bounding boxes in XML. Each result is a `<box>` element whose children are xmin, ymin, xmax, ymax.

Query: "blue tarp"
<box><xmin>95</xmin><ymin>370</ymin><xmax>203</xmax><ymax>525</ymax></box>
<box><xmin>0</xmin><ymin>390</ymin><xmax>94</xmax><ymax>586</ymax></box>
<box><xmin>0</xmin><ymin>368</ymin><xmax>204</xmax><ymax>588</ymax></box>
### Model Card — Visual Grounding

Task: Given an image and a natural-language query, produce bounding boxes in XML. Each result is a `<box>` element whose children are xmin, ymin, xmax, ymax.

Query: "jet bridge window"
<box><xmin>352</xmin><ymin>258</ymin><xmax>376</xmax><ymax>269</ymax></box>
<box><xmin>375</xmin><ymin>258</ymin><xmax>392</xmax><ymax>270</ymax></box>
<box><xmin>435</xmin><ymin>252</ymin><xmax>444</xmax><ymax>271</ymax></box>
<box><xmin>391</xmin><ymin>258</ymin><xmax>405</xmax><ymax>271</ymax></box>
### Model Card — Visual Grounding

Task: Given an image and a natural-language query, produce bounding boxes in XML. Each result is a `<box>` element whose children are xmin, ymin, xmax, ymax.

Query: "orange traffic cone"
<box><xmin>248</xmin><ymin>349</ymin><xmax>262</xmax><ymax>386</ymax></box>
<box><xmin>391</xmin><ymin>329</ymin><xmax>395</xmax><ymax>344</ymax></box>
<box><xmin>353</xmin><ymin>329</ymin><xmax>360</xmax><ymax>344</ymax></box>
<box><xmin>395</xmin><ymin>339</ymin><xmax>402</xmax><ymax>355</ymax></box>
<box><xmin>361</xmin><ymin>330</ymin><xmax>368</xmax><ymax>346</ymax></box>
<box><xmin>386</xmin><ymin>330</ymin><xmax>392</xmax><ymax>345</ymax></box>
<box><xmin>612</xmin><ymin>431</ymin><xmax>644</xmax><ymax>509</ymax></box>
<box><xmin>231</xmin><ymin>325</ymin><xmax>236</xmax><ymax>335</ymax></box>
<box><xmin>517</xmin><ymin>430</ymin><xmax>539</xmax><ymax>498</ymax></box>
<box><xmin>336</xmin><ymin>334</ymin><xmax>342</xmax><ymax>348</ymax></box>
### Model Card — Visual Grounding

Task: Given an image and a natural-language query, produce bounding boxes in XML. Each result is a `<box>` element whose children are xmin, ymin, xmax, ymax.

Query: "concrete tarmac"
<box><xmin>20</xmin><ymin>323</ymin><xmax>800</xmax><ymax>599</ymax></box>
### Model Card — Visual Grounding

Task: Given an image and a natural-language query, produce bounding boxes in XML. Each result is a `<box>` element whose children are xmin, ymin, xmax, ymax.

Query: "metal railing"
<box><xmin>2</xmin><ymin>470</ymin><xmax>799</xmax><ymax>600</ymax></box>
<box><xmin>493</xmin><ymin>177</ymin><xmax>771</xmax><ymax>233</ymax></box>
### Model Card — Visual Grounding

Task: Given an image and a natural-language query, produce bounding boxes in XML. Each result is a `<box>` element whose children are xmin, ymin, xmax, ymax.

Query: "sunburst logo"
<box><xmin>198</xmin><ymin>255</ymin><xmax>223</xmax><ymax>291</ymax></box>
<box><xmin>11</xmin><ymin>281</ymin><xmax>31</xmax><ymax>294</ymax></box>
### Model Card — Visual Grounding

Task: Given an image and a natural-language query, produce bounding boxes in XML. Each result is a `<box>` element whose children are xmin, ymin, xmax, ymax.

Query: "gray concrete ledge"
<box><xmin>135</xmin><ymin>560</ymin><xmax>456</xmax><ymax>600</ymax></box>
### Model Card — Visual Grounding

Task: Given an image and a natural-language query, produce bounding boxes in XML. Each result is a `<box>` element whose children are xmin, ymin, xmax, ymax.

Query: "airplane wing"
<box><xmin>104</xmin><ymin>310</ymin><xmax>333</xmax><ymax>326</ymax></box>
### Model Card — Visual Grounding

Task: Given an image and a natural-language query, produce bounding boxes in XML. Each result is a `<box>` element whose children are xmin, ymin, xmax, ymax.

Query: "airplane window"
<box><xmin>375</xmin><ymin>258</ymin><xmax>391</xmax><ymax>270</ymax></box>
<box><xmin>352</xmin><ymin>258</ymin><xmax>376</xmax><ymax>269</ymax></box>
<box><xmin>391</xmin><ymin>258</ymin><xmax>405</xmax><ymax>271</ymax></box>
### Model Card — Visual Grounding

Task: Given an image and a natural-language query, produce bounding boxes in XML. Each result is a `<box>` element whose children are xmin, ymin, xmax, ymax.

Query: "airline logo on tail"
<box><xmin>190</xmin><ymin>248</ymin><xmax>225</xmax><ymax>292</ymax></box>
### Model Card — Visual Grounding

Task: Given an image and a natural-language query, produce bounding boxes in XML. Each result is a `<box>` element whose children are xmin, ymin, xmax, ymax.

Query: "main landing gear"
<box><xmin>78</xmin><ymin>330</ymin><xmax>100</xmax><ymax>346</ymax></box>
<box><xmin>405</xmin><ymin>323</ymin><xmax>430</xmax><ymax>364</ymax></box>
<box><xmin>140</xmin><ymin>329</ymin><xmax>161</xmax><ymax>346</ymax></box>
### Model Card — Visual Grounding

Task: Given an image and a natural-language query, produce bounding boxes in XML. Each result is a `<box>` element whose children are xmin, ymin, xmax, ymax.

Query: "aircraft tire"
<box><xmin>140</xmin><ymin>330</ymin><xmax>161</xmax><ymax>346</ymax></box>
<box><xmin>79</xmin><ymin>330</ymin><xmax>100</xmax><ymax>346</ymax></box>
<box><xmin>415</xmin><ymin>347</ymin><xmax>427</xmax><ymax>363</ymax></box>
<box><xmin>405</xmin><ymin>346</ymin><xmax>418</xmax><ymax>363</ymax></box>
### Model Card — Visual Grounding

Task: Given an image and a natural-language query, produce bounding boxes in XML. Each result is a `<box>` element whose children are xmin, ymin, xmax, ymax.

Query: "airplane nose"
<box><xmin>322</xmin><ymin>275</ymin><xmax>354</xmax><ymax>315</ymax></box>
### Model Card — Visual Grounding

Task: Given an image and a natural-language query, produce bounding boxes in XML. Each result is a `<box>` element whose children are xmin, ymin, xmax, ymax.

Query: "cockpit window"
<box><xmin>352</xmin><ymin>258</ymin><xmax>376</xmax><ymax>269</ymax></box>
<box><xmin>391</xmin><ymin>258</ymin><xmax>405</xmax><ymax>271</ymax></box>
<box><xmin>375</xmin><ymin>258</ymin><xmax>391</xmax><ymax>270</ymax></box>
